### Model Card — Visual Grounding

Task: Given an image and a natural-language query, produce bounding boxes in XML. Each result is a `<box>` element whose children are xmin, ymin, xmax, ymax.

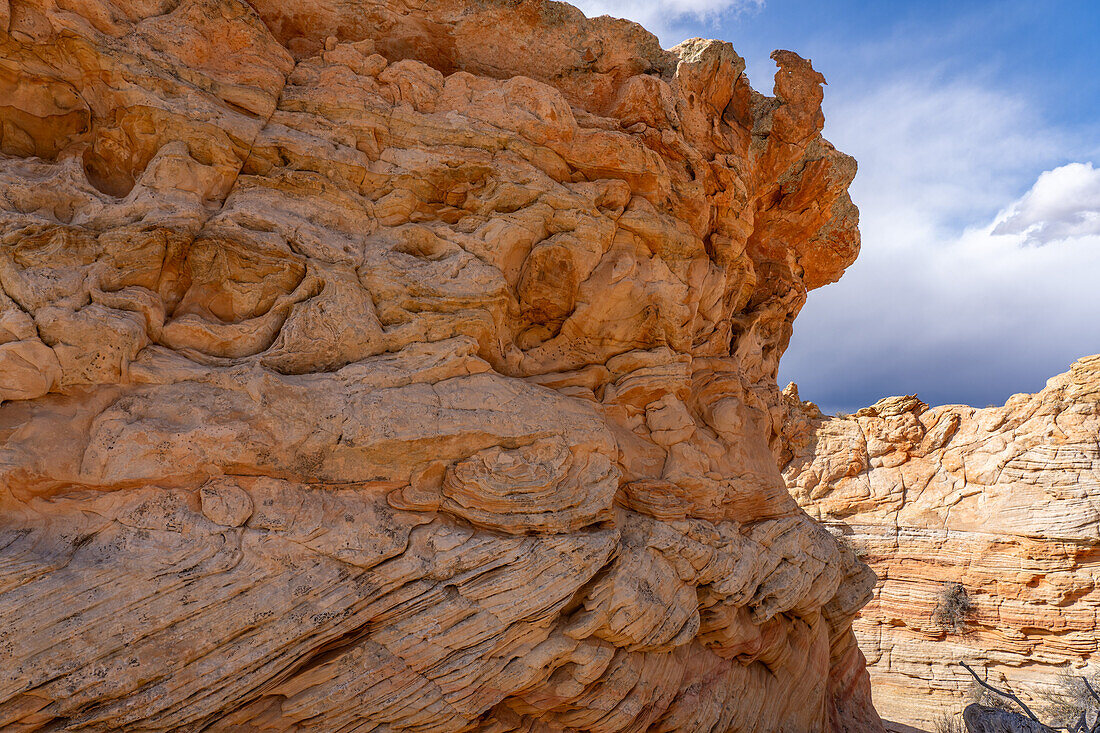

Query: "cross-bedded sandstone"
<box><xmin>783</xmin><ymin>356</ymin><xmax>1100</xmax><ymax>731</ymax></box>
<box><xmin>0</xmin><ymin>1</ymin><xmax>875</xmax><ymax>730</ymax></box>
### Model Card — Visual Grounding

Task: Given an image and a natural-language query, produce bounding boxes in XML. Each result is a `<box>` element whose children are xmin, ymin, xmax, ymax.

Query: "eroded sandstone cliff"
<box><xmin>0</xmin><ymin>1</ymin><xmax>877</xmax><ymax>730</ymax></box>
<box><xmin>783</xmin><ymin>356</ymin><xmax>1100</xmax><ymax>731</ymax></box>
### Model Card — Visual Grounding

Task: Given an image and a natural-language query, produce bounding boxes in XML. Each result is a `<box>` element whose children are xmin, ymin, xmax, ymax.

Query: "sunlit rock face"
<box><xmin>783</xmin><ymin>356</ymin><xmax>1100</xmax><ymax>732</ymax></box>
<box><xmin>0</xmin><ymin>1</ymin><xmax>878</xmax><ymax>730</ymax></box>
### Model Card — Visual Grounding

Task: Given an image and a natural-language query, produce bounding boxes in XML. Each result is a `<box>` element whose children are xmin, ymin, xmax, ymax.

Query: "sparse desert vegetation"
<box><xmin>933</xmin><ymin>664</ymin><xmax>1100</xmax><ymax>732</ymax></box>
<box><xmin>933</xmin><ymin>582</ymin><xmax>976</xmax><ymax>634</ymax></box>
<box><xmin>1038</xmin><ymin>669</ymin><xmax>1100</xmax><ymax>730</ymax></box>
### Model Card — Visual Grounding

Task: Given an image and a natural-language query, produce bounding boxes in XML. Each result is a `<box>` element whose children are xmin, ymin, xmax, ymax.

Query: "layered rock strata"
<box><xmin>0</xmin><ymin>0</ymin><xmax>877</xmax><ymax>730</ymax></box>
<box><xmin>782</xmin><ymin>356</ymin><xmax>1100</xmax><ymax>731</ymax></box>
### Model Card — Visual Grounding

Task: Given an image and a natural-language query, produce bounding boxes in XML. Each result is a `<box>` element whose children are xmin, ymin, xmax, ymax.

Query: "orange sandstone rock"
<box><xmin>783</xmin><ymin>356</ymin><xmax>1100</xmax><ymax>731</ymax></box>
<box><xmin>0</xmin><ymin>1</ymin><xmax>874</xmax><ymax>730</ymax></box>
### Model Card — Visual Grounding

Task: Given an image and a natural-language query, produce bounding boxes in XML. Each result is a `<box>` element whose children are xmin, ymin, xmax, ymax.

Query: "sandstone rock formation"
<box><xmin>782</xmin><ymin>356</ymin><xmax>1100</xmax><ymax>731</ymax></box>
<box><xmin>0</xmin><ymin>0</ymin><xmax>878</xmax><ymax>730</ymax></box>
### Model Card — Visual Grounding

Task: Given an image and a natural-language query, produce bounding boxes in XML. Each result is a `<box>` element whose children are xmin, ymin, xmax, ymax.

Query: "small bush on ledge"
<box><xmin>934</xmin><ymin>582</ymin><xmax>975</xmax><ymax>634</ymax></box>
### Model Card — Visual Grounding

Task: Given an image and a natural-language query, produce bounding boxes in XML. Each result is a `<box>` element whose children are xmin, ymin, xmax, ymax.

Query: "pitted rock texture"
<box><xmin>782</xmin><ymin>356</ymin><xmax>1100</xmax><ymax>731</ymax></box>
<box><xmin>0</xmin><ymin>1</ymin><xmax>878</xmax><ymax>731</ymax></box>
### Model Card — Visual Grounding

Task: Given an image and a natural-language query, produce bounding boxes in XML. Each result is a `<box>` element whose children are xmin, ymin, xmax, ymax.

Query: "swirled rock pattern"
<box><xmin>0</xmin><ymin>0</ymin><xmax>879</xmax><ymax>730</ymax></box>
<box><xmin>782</xmin><ymin>356</ymin><xmax>1100</xmax><ymax>732</ymax></box>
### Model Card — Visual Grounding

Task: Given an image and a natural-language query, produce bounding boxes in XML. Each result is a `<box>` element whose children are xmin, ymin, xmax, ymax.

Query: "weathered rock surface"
<box><xmin>783</xmin><ymin>356</ymin><xmax>1100</xmax><ymax>731</ymax></box>
<box><xmin>0</xmin><ymin>0</ymin><xmax>877</xmax><ymax>730</ymax></box>
<box><xmin>962</xmin><ymin>705</ymin><xmax>1057</xmax><ymax>733</ymax></box>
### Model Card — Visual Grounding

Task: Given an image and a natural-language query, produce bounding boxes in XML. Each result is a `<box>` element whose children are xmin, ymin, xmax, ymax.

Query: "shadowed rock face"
<box><xmin>782</xmin><ymin>356</ymin><xmax>1100</xmax><ymax>731</ymax></box>
<box><xmin>0</xmin><ymin>1</ymin><xmax>876</xmax><ymax>730</ymax></box>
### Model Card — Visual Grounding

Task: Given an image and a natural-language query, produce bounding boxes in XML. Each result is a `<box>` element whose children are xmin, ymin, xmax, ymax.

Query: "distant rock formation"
<box><xmin>0</xmin><ymin>0</ymin><xmax>880</xmax><ymax>730</ymax></box>
<box><xmin>783</xmin><ymin>356</ymin><xmax>1100</xmax><ymax>731</ymax></box>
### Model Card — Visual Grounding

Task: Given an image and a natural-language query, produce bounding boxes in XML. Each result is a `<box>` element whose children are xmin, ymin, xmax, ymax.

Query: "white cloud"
<box><xmin>992</xmin><ymin>162</ymin><xmax>1100</xmax><ymax>245</ymax></box>
<box><xmin>822</xmin><ymin>77</ymin><xmax>1062</xmax><ymax>227</ymax></box>
<box><xmin>570</xmin><ymin>0</ymin><xmax>763</xmax><ymax>46</ymax></box>
<box><xmin>779</xmin><ymin>73</ymin><xmax>1100</xmax><ymax>412</ymax></box>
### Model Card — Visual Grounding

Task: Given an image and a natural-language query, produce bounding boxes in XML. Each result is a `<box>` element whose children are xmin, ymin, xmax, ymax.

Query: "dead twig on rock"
<box><xmin>957</xmin><ymin>664</ymin><xmax>1100</xmax><ymax>733</ymax></box>
<box><xmin>1083</xmin><ymin>679</ymin><xmax>1100</xmax><ymax>707</ymax></box>
<box><xmin>961</xmin><ymin>662</ymin><xmax>1043</xmax><ymax>724</ymax></box>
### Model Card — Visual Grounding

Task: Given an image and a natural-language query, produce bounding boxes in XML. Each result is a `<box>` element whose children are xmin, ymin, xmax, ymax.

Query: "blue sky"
<box><xmin>572</xmin><ymin>0</ymin><xmax>1100</xmax><ymax>413</ymax></box>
